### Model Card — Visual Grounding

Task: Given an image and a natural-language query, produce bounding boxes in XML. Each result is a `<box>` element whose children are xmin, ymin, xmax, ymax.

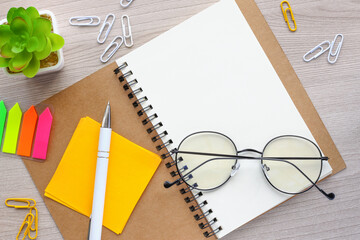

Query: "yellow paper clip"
<box><xmin>16</xmin><ymin>212</ymin><xmax>34</xmax><ymax>240</ymax></box>
<box><xmin>5</xmin><ymin>198</ymin><xmax>37</xmax><ymax>209</ymax></box>
<box><xmin>28</xmin><ymin>207</ymin><xmax>38</xmax><ymax>239</ymax></box>
<box><xmin>280</xmin><ymin>1</ymin><xmax>297</xmax><ymax>32</ymax></box>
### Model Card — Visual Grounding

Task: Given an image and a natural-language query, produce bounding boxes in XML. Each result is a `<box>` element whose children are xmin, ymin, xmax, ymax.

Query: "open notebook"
<box><xmin>22</xmin><ymin>0</ymin><xmax>345</xmax><ymax>239</ymax></box>
<box><xmin>114</xmin><ymin>0</ymin><xmax>333</xmax><ymax>238</ymax></box>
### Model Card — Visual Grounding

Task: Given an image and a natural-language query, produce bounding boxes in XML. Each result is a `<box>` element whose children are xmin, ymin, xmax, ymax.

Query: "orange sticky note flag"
<box><xmin>17</xmin><ymin>106</ymin><xmax>38</xmax><ymax>157</ymax></box>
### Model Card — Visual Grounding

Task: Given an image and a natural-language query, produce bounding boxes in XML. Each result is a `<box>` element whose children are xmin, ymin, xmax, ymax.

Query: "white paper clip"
<box><xmin>97</xmin><ymin>14</ymin><xmax>116</xmax><ymax>44</ymax></box>
<box><xmin>100</xmin><ymin>36</ymin><xmax>124</xmax><ymax>63</ymax></box>
<box><xmin>121</xmin><ymin>15</ymin><xmax>134</xmax><ymax>47</ymax></box>
<box><xmin>69</xmin><ymin>16</ymin><xmax>101</xmax><ymax>26</ymax></box>
<box><xmin>303</xmin><ymin>41</ymin><xmax>331</xmax><ymax>62</ymax></box>
<box><xmin>328</xmin><ymin>34</ymin><xmax>344</xmax><ymax>64</ymax></box>
<box><xmin>120</xmin><ymin>0</ymin><xmax>134</xmax><ymax>8</ymax></box>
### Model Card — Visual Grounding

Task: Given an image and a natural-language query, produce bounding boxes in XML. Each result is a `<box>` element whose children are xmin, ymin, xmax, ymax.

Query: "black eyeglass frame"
<box><xmin>175</xmin><ymin>131</ymin><xmax>239</xmax><ymax>192</ymax></box>
<box><xmin>169</xmin><ymin>131</ymin><xmax>333</xmax><ymax>199</ymax></box>
<box><xmin>260</xmin><ymin>134</ymin><xmax>324</xmax><ymax>195</ymax></box>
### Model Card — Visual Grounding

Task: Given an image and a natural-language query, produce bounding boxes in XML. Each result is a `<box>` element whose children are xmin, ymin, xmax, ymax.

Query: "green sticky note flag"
<box><xmin>2</xmin><ymin>103</ymin><xmax>22</xmax><ymax>154</ymax></box>
<box><xmin>0</xmin><ymin>101</ymin><xmax>7</xmax><ymax>145</ymax></box>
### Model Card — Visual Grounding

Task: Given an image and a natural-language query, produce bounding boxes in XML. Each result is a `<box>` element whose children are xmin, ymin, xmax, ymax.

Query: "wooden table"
<box><xmin>0</xmin><ymin>0</ymin><xmax>359</xmax><ymax>239</ymax></box>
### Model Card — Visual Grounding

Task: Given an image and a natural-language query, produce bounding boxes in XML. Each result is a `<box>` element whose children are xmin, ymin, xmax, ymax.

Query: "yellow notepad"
<box><xmin>45</xmin><ymin>117</ymin><xmax>161</xmax><ymax>234</ymax></box>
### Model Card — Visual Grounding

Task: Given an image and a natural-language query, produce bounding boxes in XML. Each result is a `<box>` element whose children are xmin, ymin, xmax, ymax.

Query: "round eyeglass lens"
<box><xmin>176</xmin><ymin>132</ymin><xmax>238</xmax><ymax>191</ymax></box>
<box><xmin>262</xmin><ymin>136</ymin><xmax>322</xmax><ymax>194</ymax></box>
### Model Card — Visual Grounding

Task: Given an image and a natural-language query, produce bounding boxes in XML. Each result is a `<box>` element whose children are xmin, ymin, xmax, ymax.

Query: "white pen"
<box><xmin>88</xmin><ymin>102</ymin><xmax>112</xmax><ymax>240</ymax></box>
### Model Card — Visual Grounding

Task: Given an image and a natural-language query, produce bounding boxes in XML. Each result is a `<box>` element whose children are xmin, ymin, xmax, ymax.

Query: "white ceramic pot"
<box><xmin>0</xmin><ymin>10</ymin><xmax>64</xmax><ymax>77</ymax></box>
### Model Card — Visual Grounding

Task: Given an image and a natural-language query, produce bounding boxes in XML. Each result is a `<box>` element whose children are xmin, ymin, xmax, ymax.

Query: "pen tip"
<box><xmin>102</xmin><ymin>102</ymin><xmax>111</xmax><ymax>128</ymax></box>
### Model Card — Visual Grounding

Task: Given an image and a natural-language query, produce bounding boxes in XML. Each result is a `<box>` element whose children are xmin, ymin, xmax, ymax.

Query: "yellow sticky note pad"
<box><xmin>45</xmin><ymin>117</ymin><xmax>161</xmax><ymax>234</ymax></box>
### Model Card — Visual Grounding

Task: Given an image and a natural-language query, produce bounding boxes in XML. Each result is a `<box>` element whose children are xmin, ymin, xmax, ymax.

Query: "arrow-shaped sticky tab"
<box><xmin>2</xmin><ymin>103</ymin><xmax>22</xmax><ymax>154</ymax></box>
<box><xmin>32</xmin><ymin>107</ymin><xmax>53</xmax><ymax>160</ymax></box>
<box><xmin>17</xmin><ymin>106</ymin><xmax>38</xmax><ymax>157</ymax></box>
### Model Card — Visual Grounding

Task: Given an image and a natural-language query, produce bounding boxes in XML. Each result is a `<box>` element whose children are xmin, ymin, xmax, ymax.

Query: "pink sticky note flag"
<box><xmin>32</xmin><ymin>107</ymin><xmax>53</xmax><ymax>160</ymax></box>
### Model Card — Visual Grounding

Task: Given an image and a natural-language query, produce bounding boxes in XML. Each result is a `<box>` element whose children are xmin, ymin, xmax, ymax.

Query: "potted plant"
<box><xmin>0</xmin><ymin>7</ymin><xmax>64</xmax><ymax>78</ymax></box>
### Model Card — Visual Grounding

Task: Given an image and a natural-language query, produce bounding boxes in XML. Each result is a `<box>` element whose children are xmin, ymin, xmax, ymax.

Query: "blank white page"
<box><xmin>116</xmin><ymin>0</ymin><xmax>332</xmax><ymax>238</ymax></box>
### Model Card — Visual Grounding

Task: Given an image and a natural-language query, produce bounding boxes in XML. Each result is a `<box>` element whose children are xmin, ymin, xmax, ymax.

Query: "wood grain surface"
<box><xmin>0</xmin><ymin>0</ymin><xmax>359</xmax><ymax>239</ymax></box>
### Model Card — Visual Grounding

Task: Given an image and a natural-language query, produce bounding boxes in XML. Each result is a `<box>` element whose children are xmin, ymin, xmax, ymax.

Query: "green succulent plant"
<box><xmin>0</xmin><ymin>7</ymin><xmax>64</xmax><ymax>78</ymax></box>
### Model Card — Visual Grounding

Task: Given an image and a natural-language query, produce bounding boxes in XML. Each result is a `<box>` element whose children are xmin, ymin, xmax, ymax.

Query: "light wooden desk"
<box><xmin>0</xmin><ymin>0</ymin><xmax>359</xmax><ymax>239</ymax></box>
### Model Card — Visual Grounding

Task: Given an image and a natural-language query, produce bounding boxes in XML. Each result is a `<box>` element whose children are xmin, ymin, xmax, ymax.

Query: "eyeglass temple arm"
<box><xmin>174</xmin><ymin>149</ymin><xmax>329</xmax><ymax>161</ymax></box>
<box><xmin>163</xmin><ymin>155</ymin><xmax>304</xmax><ymax>189</ymax></box>
<box><xmin>164</xmin><ymin>155</ymin><xmax>321</xmax><ymax>187</ymax></box>
<box><xmin>165</xmin><ymin>151</ymin><xmax>334</xmax><ymax>200</ymax></box>
<box><xmin>279</xmin><ymin>160</ymin><xmax>335</xmax><ymax>200</ymax></box>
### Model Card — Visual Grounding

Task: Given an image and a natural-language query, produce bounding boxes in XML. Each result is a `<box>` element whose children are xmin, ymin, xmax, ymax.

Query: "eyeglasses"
<box><xmin>164</xmin><ymin>131</ymin><xmax>335</xmax><ymax>200</ymax></box>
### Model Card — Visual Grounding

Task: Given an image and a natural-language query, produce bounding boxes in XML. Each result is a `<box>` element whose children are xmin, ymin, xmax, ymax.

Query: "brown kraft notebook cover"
<box><xmin>22</xmin><ymin>0</ymin><xmax>345</xmax><ymax>239</ymax></box>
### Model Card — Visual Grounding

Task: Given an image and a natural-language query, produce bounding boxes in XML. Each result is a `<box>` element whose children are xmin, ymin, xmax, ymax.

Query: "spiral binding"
<box><xmin>185</xmin><ymin>192</ymin><xmax>203</xmax><ymax>203</ymax></box>
<box><xmin>124</xmin><ymin>79</ymin><xmax>138</xmax><ymax>90</ymax></box>
<box><xmin>189</xmin><ymin>200</ymin><xmax>207</xmax><ymax>212</ymax></box>
<box><xmin>147</xmin><ymin>122</ymin><xmax>163</xmax><ymax>134</ymax></box>
<box><xmin>199</xmin><ymin>218</ymin><xmax>217</xmax><ymax>229</ymax></box>
<box><xmin>152</xmin><ymin>131</ymin><xmax>168</xmax><ymax>142</ymax></box>
<box><xmin>204</xmin><ymin>227</ymin><xmax>222</xmax><ymax>238</ymax></box>
<box><xmin>157</xmin><ymin>139</ymin><xmax>173</xmax><ymax>151</ymax></box>
<box><xmin>138</xmin><ymin>105</ymin><xmax>153</xmax><ymax>116</ymax></box>
<box><xmin>170</xmin><ymin>165</ymin><xmax>188</xmax><ymax>177</ymax></box>
<box><xmin>114</xmin><ymin>62</ymin><xmax>222</xmax><ymax>238</ymax></box>
<box><xmin>180</xmin><ymin>182</ymin><xmax>197</xmax><ymax>194</ymax></box>
<box><xmin>194</xmin><ymin>209</ymin><xmax>213</xmax><ymax>221</ymax></box>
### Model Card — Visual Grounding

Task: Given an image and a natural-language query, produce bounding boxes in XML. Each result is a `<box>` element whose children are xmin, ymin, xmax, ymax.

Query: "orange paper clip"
<box><xmin>280</xmin><ymin>1</ymin><xmax>297</xmax><ymax>32</ymax></box>
<box><xmin>5</xmin><ymin>198</ymin><xmax>36</xmax><ymax>209</ymax></box>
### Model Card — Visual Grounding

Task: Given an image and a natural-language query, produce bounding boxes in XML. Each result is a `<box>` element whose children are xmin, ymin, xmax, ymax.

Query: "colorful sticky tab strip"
<box><xmin>17</xmin><ymin>106</ymin><xmax>38</xmax><ymax>157</ymax></box>
<box><xmin>2</xmin><ymin>103</ymin><xmax>22</xmax><ymax>154</ymax></box>
<box><xmin>0</xmin><ymin>102</ymin><xmax>53</xmax><ymax>160</ymax></box>
<box><xmin>32</xmin><ymin>108</ymin><xmax>53</xmax><ymax>160</ymax></box>
<box><xmin>0</xmin><ymin>101</ymin><xmax>7</xmax><ymax>145</ymax></box>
